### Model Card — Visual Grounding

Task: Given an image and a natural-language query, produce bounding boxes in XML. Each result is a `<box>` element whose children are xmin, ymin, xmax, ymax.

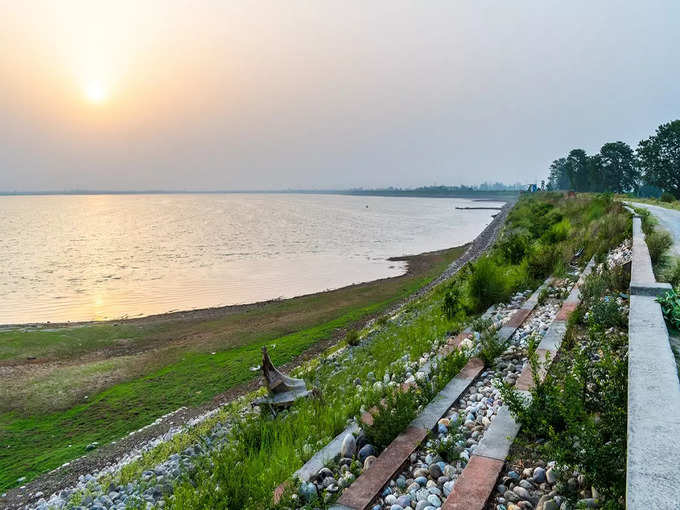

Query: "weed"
<box><xmin>646</xmin><ymin>229</ymin><xmax>672</xmax><ymax>266</ymax></box>
<box><xmin>658</xmin><ymin>289</ymin><xmax>680</xmax><ymax>330</ymax></box>
<box><xmin>345</xmin><ymin>330</ymin><xmax>360</xmax><ymax>346</ymax></box>
<box><xmin>361</xmin><ymin>387</ymin><xmax>420</xmax><ymax>451</ymax></box>
<box><xmin>662</xmin><ymin>257</ymin><xmax>680</xmax><ymax>290</ymax></box>
<box><xmin>473</xmin><ymin>318</ymin><xmax>507</xmax><ymax>366</ymax></box>
<box><xmin>661</xmin><ymin>191</ymin><xmax>677</xmax><ymax>203</ymax></box>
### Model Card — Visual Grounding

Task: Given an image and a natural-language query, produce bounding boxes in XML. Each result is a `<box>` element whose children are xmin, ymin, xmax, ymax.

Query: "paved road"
<box><xmin>630</xmin><ymin>202</ymin><xmax>680</xmax><ymax>258</ymax></box>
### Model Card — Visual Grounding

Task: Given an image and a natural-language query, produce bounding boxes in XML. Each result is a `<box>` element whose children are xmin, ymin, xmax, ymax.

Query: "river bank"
<box><xmin>0</xmin><ymin>203</ymin><xmax>512</xmax><ymax>502</ymax></box>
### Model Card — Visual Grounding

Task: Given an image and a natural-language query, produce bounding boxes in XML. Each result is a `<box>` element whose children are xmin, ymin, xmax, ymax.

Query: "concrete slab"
<box><xmin>293</xmin><ymin>422</ymin><xmax>361</xmax><ymax>482</ymax></box>
<box><xmin>627</xmin><ymin>294</ymin><xmax>680</xmax><ymax>509</ymax></box>
<box><xmin>336</xmin><ymin>426</ymin><xmax>428</xmax><ymax>510</ymax></box>
<box><xmin>537</xmin><ymin>320</ymin><xmax>567</xmax><ymax>352</ymax></box>
<box><xmin>473</xmin><ymin>406</ymin><xmax>521</xmax><ymax>461</ymax></box>
<box><xmin>630</xmin><ymin>217</ymin><xmax>659</xmax><ymax>289</ymax></box>
<box><xmin>441</xmin><ymin>455</ymin><xmax>504</xmax><ymax>510</ymax></box>
<box><xmin>410</xmin><ymin>358</ymin><xmax>484</xmax><ymax>430</ymax></box>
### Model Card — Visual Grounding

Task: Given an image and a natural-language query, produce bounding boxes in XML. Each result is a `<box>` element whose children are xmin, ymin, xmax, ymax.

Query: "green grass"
<box><xmin>0</xmin><ymin>248</ymin><xmax>463</xmax><ymax>491</ymax></box>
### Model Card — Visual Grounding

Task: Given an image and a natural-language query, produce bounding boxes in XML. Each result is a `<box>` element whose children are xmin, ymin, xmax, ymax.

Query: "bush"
<box><xmin>646</xmin><ymin>229</ymin><xmax>673</xmax><ymax>266</ymax></box>
<box><xmin>663</xmin><ymin>258</ymin><xmax>680</xmax><ymax>289</ymax></box>
<box><xmin>362</xmin><ymin>388</ymin><xmax>419</xmax><ymax>450</ymax></box>
<box><xmin>346</xmin><ymin>330</ymin><xmax>360</xmax><ymax>346</ymax></box>
<box><xmin>661</xmin><ymin>191</ymin><xmax>677</xmax><ymax>203</ymax></box>
<box><xmin>442</xmin><ymin>284</ymin><xmax>464</xmax><ymax>320</ymax></box>
<box><xmin>589</xmin><ymin>297</ymin><xmax>627</xmax><ymax>329</ymax></box>
<box><xmin>468</xmin><ymin>256</ymin><xmax>511</xmax><ymax>311</ymax></box>
<box><xmin>527</xmin><ymin>242</ymin><xmax>556</xmax><ymax>280</ymax></box>
<box><xmin>473</xmin><ymin>318</ymin><xmax>507</xmax><ymax>366</ymax></box>
<box><xmin>543</xmin><ymin>218</ymin><xmax>572</xmax><ymax>244</ymax></box>
<box><xmin>658</xmin><ymin>289</ymin><xmax>680</xmax><ymax>330</ymax></box>
<box><xmin>499</xmin><ymin>231</ymin><xmax>531</xmax><ymax>264</ymax></box>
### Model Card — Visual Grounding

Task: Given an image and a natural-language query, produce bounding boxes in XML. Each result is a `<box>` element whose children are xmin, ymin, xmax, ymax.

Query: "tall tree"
<box><xmin>597</xmin><ymin>141</ymin><xmax>639</xmax><ymax>193</ymax></box>
<box><xmin>637</xmin><ymin>120</ymin><xmax>680</xmax><ymax>199</ymax></box>
<box><xmin>565</xmin><ymin>149</ymin><xmax>590</xmax><ymax>191</ymax></box>
<box><xmin>548</xmin><ymin>157</ymin><xmax>570</xmax><ymax>190</ymax></box>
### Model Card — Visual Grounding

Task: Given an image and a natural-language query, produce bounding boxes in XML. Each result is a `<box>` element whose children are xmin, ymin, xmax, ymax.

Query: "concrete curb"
<box><xmin>627</xmin><ymin>216</ymin><xmax>680</xmax><ymax>508</ymax></box>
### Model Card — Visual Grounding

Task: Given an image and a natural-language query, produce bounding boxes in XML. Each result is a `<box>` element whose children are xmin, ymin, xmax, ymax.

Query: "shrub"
<box><xmin>662</xmin><ymin>258</ymin><xmax>680</xmax><ymax>290</ymax></box>
<box><xmin>442</xmin><ymin>284</ymin><xmax>464</xmax><ymax>320</ymax></box>
<box><xmin>543</xmin><ymin>218</ymin><xmax>571</xmax><ymax>244</ymax></box>
<box><xmin>468</xmin><ymin>256</ymin><xmax>511</xmax><ymax>311</ymax></box>
<box><xmin>646</xmin><ymin>229</ymin><xmax>672</xmax><ymax>266</ymax></box>
<box><xmin>661</xmin><ymin>191</ymin><xmax>677</xmax><ymax>203</ymax></box>
<box><xmin>527</xmin><ymin>242</ymin><xmax>556</xmax><ymax>280</ymax></box>
<box><xmin>473</xmin><ymin>318</ymin><xmax>507</xmax><ymax>366</ymax></box>
<box><xmin>346</xmin><ymin>329</ymin><xmax>360</xmax><ymax>346</ymax></box>
<box><xmin>658</xmin><ymin>289</ymin><xmax>680</xmax><ymax>330</ymax></box>
<box><xmin>361</xmin><ymin>387</ymin><xmax>419</xmax><ymax>450</ymax></box>
<box><xmin>499</xmin><ymin>231</ymin><xmax>531</xmax><ymax>264</ymax></box>
<box><xmin>589</xmin><ymin>297</ymin><xmax>627</xmax><ymax>329</ymax></box>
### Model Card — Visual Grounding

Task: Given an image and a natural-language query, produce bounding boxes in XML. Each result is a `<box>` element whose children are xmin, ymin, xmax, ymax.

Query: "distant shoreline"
<box><xmin>0</xmin><ymin>189</ymin><xmax>520</xmax><ymax>199</ymax></box>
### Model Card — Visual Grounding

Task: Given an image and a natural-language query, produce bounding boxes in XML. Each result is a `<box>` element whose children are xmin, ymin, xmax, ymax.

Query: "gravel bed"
<box><xmin>365</xmin><ymin>281</ymin><xmax>574</xmax><ymax>510</ymax></box>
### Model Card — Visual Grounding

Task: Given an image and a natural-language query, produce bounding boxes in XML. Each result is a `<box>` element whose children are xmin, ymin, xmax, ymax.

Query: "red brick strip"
<box><xmin>441</xmin><ymin>455</ymin><xmax>504</xmax><ymax>510</ymax></box>
<box><xmin>514</xmin><ymin>349</ymin><xmax>555</xmax><ymax>391</ymax></box>
<box><xmin>336</xmin><ymin>426</ymin><xmax>428</xmax><ymax>510</ymax></box>
<box><xmin>505</xmin><ymin>307</ymin><xmax>532</xmax><ymax>328</ymax></box>
<box><xmin>555</xmin><ymin>301</ymin><xmax>578</xmax><ymax>321</ymax></box>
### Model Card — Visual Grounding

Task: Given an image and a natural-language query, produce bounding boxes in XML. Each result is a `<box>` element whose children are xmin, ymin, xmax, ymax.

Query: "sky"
<box><xmin>1</xmin><ymin>1</ymin><xmax>679</xmax><ymax>192</ymax></box>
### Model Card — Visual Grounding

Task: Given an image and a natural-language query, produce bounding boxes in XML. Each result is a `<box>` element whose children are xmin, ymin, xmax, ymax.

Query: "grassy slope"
<box><xmin>0</xmin><ymin>246</ymin><xmax>464</xmax><ymax>491</ymax></box>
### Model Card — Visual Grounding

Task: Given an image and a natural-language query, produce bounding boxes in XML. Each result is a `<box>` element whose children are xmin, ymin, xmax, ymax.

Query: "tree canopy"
<box><xmin>637</xmin><ymin>120</ymin><xmax>680</xmax><ymax>199</ymax></box>
<box><xmin>546</xmin><ymin>120</ymin><xmax>678</xmax><ymax>197</ymax></box>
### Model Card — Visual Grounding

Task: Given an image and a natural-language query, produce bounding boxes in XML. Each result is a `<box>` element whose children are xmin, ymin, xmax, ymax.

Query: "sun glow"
<box><xmin>84</xmin><ymin>81</ymin><xmax>110</xmax><ymax>104</ymax></box>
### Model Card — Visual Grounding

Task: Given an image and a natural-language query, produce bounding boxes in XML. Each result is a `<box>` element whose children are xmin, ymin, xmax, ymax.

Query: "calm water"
<box><xmin>0</xmin><ymin>194</ymin><xmax>502</xmax><ymax>324</ymax></box>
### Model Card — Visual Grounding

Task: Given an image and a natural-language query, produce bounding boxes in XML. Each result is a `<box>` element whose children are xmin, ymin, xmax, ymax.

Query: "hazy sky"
<box><xmin>1</xmin><ymin>1</ymin><xmax>679</xmax><ymax>191</ymax></box>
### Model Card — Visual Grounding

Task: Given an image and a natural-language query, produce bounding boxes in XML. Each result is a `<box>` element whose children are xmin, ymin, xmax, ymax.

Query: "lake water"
<box><xmin>0</xmin><ymin>194</ymin><xmax>503</xmax><ymax>324</ymax></box>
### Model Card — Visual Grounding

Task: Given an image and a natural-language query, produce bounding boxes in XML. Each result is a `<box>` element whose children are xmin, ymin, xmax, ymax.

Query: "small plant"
<box><xmin>646</xmin><ymin>229</ymin><xmax>673</xmax><ymax>266</ymax></box>
<box><xmin>361</xmin><ymin>387</ymin><xmax>420</xmax><ymax>450</ymax></box>
<box><xmin>345</xmin><ymin>329</ymin><xmax>360</xmax><ymax>346</ymax></box>
<box><xmin>661</xmin><ymin>191</ymin><xmax>677</xmax><ymax>203</ymax></box>
<box><xmin>589</xmin><ymin>296</ymin><xmax>626</xmax><ymax>329</ymax></box>
<box><xmin>658</xmin><ymin>289</ymin><xmax>680</xmax><ymax>330</ymax></box>
<box><xmin>473</xmin><ymin>318</ymin><xmax>507</xmax><ymax>366</ymax></box>
<box><xmin>468</xmin><ymin>256</ymin><xmax>511</xmax><ymax>311</ymax></box>
<box><xmin>662</xmin><ymin>257</ymin><xmax>680</xmax><ymax>290</ymax></box>
<box><xmin>442</xmin><ymin>284</ymin><xmax>464</xmax><ymax>320</ymax></box>
<box><xmin>537</xmin><ymin>286</ymin><xmax>550</xmax><ymax>305</ymax></box>
<box><xmin>499</xmin><ymin>231</ymin><xmax>531</xmax><ymax>264</ymax></box>
<box><xmin>431</xmin><ymin>427</ymin><xmax>464</xmax><ymax>463</ymax></box>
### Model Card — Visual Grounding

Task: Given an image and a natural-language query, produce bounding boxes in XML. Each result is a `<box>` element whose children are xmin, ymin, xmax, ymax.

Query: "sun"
<box><xmin>83</xmin><ymin>81</ymin><xmax>110</xmax><ymax>104</ymax></box>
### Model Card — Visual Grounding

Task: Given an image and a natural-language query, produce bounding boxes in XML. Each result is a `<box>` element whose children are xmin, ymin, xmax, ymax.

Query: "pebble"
<box><xmin>341</xmin><ymin>434</ymin><xmax>357</xmax><ymax>458</ymax></box>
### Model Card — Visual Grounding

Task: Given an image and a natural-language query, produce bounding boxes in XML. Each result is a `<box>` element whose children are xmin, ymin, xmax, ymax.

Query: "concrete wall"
<box><xmin>626</xmin><ymin>215</ymin><xmax>680</xmax><ymax>508</ymax></box>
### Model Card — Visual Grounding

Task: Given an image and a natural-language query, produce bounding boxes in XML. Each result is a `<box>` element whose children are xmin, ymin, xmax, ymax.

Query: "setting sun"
<box><xmin>84</xmin><ymin>81</ymin><xmax>109</xmax><ymax>104</ymax></box>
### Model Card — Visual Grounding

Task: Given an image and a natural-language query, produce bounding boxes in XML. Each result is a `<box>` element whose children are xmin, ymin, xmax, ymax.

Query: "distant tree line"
<box><xmin>547</xmin><ymin>119</ymin><xmax>680</xmax><ymax>199</ymax></box>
